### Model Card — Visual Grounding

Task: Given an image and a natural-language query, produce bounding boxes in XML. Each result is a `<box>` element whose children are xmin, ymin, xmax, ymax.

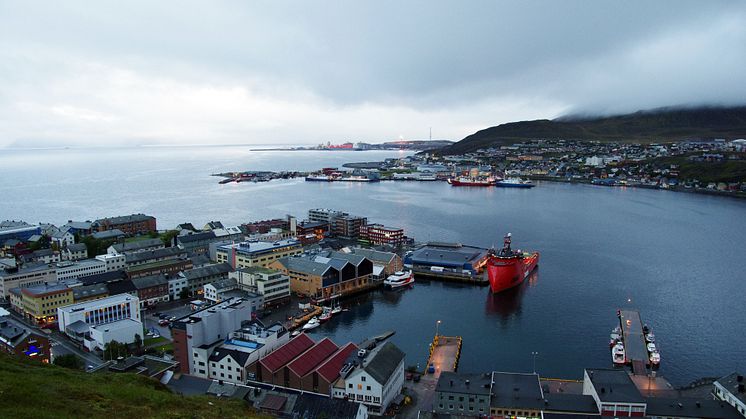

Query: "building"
<box><xmin>57</xmin><ymin>293</ymin><xmax>143</xmax><ymax>352</ymax></box>
<box><xmin>168</xmin><ymin>276</ymin><xmax>188</xmax><ymax>300</ymax></box>
<box><xmin>0</xmin><ymin>222</ymin><xmax>40</xmax><ymax>243</ymax></box>
<box><xmin>95</xmin><ymin>253</ymin><xmax>126</xmax><ymax>271</ymax></box>
<box><xmin>92</xmin><ymin>213</ymin><xmax>157</xmax><ymax>236</ymax></box>
<box><xmin>404</xmin><ymin>242</ymin><xmax>490</xmax><ymax>277</ymax></box>
<box><xmin>124</xmin><ymin>247</ymin><xmax>187</xmax><ymax>267</ymax></box>
<box><xmin>62</xmin><ymin>220</ymin><xmax>93</xmax><ymax>237</ymax></box>
<box><xmin>91</xmin><ymin>229</ymin><xmax>126</xmax><ymax>241</ymax></box>
<box><xmin>203</xmin><ymin>278</ymin><xmax>239</xmax><ymax>303</ymax></box>
<box><xmin>435</xmin><ymin>372</ymin><xmax>493</xmax><ymax>416</ymax></box>
<box><xmin>21</xmin><ymin>248</ymin><xmax>61</xmax><ymax>264</ymax></box>
<box><xmin>337</xmin><ymin>341</ymin><xmax>405</xmax><ymax>415</ymax></box>
<box><xmin>127</xmin><ymin>258</ymin><xmax>193</xmax><ymax>279</ymax></box>
<box><xmin>0</xmin><ymin>263</ymin><xmax>57</xmax><ymax>299</ymax></box>
<box><xmin>177</xmin><ymin>262</ymin><xmax>232</xmax><ymax>295</ymax></box>
<box><xmin>55</xmin><ymin>259</ymin><xmax>108</xmax><ymax>281</ymax></box>
<box><xmin>215</xmin><ymin>239</ymin><xmax>303</xmax><ymax>269</ymax></box>
<box><xmin>9</xmin><ymin>282</ymin><xmax>73</xmax><ymax>326</ymax></box>
<box><xmin>582</xmin><ymin>369</ymin><xmax>646</xmax><ymax>417</ymax></box>
<box><xmin>350</xmin><ymin>248</ymin><xmax>403</xmax><ymax>277</ymax></box>
<box><xmin>131</xmin><ymin>274</ymin><xmax>170</xmax><ymax>307</ymax></box>
<box><xmin>229</xmin><ymin>266</ymin><xmax>291</xmax><ymax>307</ymax></box>
<box><xmin>96</xmin><ymin>355</ymin><xmax>179</xmax><ymax>381</ymax></box>
<box><xmin>205</xmin><ymin>320</ymin><xmax>289</xmax><ymax>384</ymax></box>
<box><xmin>308</xmin><ymin>209</ymin><xmax>348</xmax><ymax>224</ymax></box>
<box><xmin>490</xmin><ymin>372</ymin><xmax>544</xmax><ymax>418</ymax></box>
<box><xmin>333</xmin><ymin>214</ymin><xmax>368</xmax><ymax>239</ymax></box>
<box><xmin>714</xmin><ymin>373</ymin><xmax>746</xmax><ymax>417</ymax></box>
<box><xmin>107</xmin><ymin>238</ymin><xmax>164</xmax><ymax>255</ymax></box>
<box><xmin>269</xmin><ymin>253</ymin><xmax>373</xmax><ymax>300</ymax></box>
<box><xmin>72</xmin><ymin>283</ymin><xmax>109</xmax><ymax>302</ymax></box>
<box><xmin>296</xmin><ymin>220</ymin><xmax>329</xmax><ymax>243</ymax></box>
<box><xmin>170</xmin><ymin>297</ymin><xmax>255</xmax><ymax>374</ymax></box>
<box><xmin>63</xmin><ymin>243</ymin><xmax>88</xmax><ymax>261</ymax></box>
<box><xmin>176</xmin><ymin>231</ymin><xmax>218</xmax><ymax>254</ymax></box>
<box><xmin>0</xmin><ymin>310</ymin><xmax>51</xmax><ymax>363</ymax></box>
<box><xmin>50</xmin><ymin>229</ymin><xmax>75</xmax><ymax>249</ymax></box>
<box><xmin>359</xmin><ymin>224</ymin><xmax>405</xmax><ymax>246</ymax></box>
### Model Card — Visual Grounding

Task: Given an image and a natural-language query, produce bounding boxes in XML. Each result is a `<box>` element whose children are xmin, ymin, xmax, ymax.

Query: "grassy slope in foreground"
<box><xmin>0</xmin><ymin>353</ymin><xmax>263</xmax><ymax>419</ymax></box>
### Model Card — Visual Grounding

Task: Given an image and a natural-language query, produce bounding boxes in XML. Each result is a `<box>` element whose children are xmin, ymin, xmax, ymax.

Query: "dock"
<box><xmin>426</xmin><ymin>335</ymin><xmax>462</xmax><ymax>375</ymax></box>
<box><xmin>618</xmin><ymin>309</ymin><xmax>648</xmax><ymax>375</ymax></box>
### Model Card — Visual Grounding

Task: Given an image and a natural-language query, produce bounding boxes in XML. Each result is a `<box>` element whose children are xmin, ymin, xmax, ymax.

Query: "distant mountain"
<box><xmin>440</xmin><ymin>106</ymin><xmax>746</xmax><ymax>155</ymax></box>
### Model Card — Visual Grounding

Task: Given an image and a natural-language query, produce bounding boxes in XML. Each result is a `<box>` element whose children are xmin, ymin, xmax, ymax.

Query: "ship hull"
<box><xmin>487</xmin><ymin>252</ymin><xmax>539</xmax><ymax>293</ymax></box>
<box><xmin>495</xmin><ymin>182</ymin><xmax>535</xmax><ymax>188</ymax></box>
<box><xmin>448</xmin><ymin>179</ymin><xmax>495</xmax><ymax>187</ymax></box>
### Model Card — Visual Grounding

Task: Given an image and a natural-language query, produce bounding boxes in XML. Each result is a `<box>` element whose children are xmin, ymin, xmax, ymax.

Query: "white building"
<box><xmin>57</xmin><ymin>293</ymin><xmax>143</xmax><ymax>352</ymax></box>
<box><xmin>206</xmin><ymin>320</ymin><xmax>289</xmax><ymax>384</ymax></box>
<box><xmin>63</xmin><ymin>243</ymin><xmax>88</xmax><ymax>261</ymax></box>
<box><xmin>95</xmin><ymin>253</ymin><xmax>126</xmax><ymax>271</ymax></box>
<box><xmin>168</xmin><ymin>276</ymin><xmax>188</xmax><ymax>300</ymax></box>
<box><xmin>229</xmin><ymin>266</ymin><xmax>291</xmax><ymax>306</ymax></box>
<box><xmin>203</xmin><ymin>278</ymin><xmax>238</xmax><ymax>303</ymax></box>
<box><xmin>51</xmin><ymin>230</ymin><xmax>75</xmax><ymax>249</ymax></box>
<box><xmin>337</xmin><ymin>342</ymin><xmax>405</xmax><ymax>415</ymax></box>
<box><xmin>714</xmin><ymin>373</ymin><xmax>746</xmax><ymax>417</ymax></box>
<box><xmin>0</xmin><ymin>263</ymin><xmax>57</xmax><ymax>299</ymax></box>
<box><xmin>55</xmin><ymin>259</ymin><xmax>108</xmax><ymax>281</ymax></box>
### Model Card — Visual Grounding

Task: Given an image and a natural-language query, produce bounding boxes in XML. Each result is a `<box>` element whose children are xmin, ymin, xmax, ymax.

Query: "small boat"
<box><xmin>384</xmin><ymin>271</ymin><xmax>415</xmax><ymax>289</ymax></box>
<box><xmin>647</xmin><ymin>342</ymin><xmax>657</xmax><ymax>352</ymax></box>
<box><xmin>290</xmin><ymin>330</ymin><xmax>300</xmax><ymax>337</ymax></box>
<box><xmin>319</xmin><ymin>308</ymin><xmax>333</xmax><ymax>323</ymax></box>
<box><xmin>645</xmin><ymin>333</ymin><xmax>655</xmax><ymax>343</ymax></box>
<box><xmin>302</xmin><ymin>317</ymin><xmax>320</xmax><ymax>330</ymax></box>
<box><xmin>649</xmin><ymin>351</ymin><xmax>661</xmax><ymax>365</ymax></box>
<box><xmin>612</xmin><ymin>342</ymin><xmax>626</xmax><ymax>365</ymax></box>
<box><xmin>331</xmin><ymin>301</ymin><xmax>342</xmax><ymax>315</ymax></box>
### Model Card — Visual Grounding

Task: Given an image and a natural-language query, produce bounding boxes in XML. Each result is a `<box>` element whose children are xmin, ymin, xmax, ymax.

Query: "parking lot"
<box><xmin>142</xmin><ymin>303</ymin><xmax>194</xmax><ymax>339</ymax></box>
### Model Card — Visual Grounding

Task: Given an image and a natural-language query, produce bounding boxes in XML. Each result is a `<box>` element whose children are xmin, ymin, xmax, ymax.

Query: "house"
<box><xmin>131</xmin><ymin>274</ymin><xmax>170</xmax><ymax>307</ymax></box>
<box><xmin>63</xmin><ymin>243</ymin><xmax>88</xmax><ymax>261</ymax></box>
<box><xmin>434</xmin><ymin>372</ymin><xmax>493</xmax><ymax>416</ymax></box>
<box><xmin>490</xmin><ymin>372</ymin><xmax>545</xmax><ymax>418</ymax></box>
<box><xmin>350</xmin><ymin>248</ymin><xmax>403</xmax><ymax>277</ymax></box>
<box><xmin>62</xmin><ymin>221</ymin><xmax>93</xmax><ymax>237</ymax></box>
<box><xmin>203</xmin><ymin>278</ymin><xmax>238</xmax><ymax>303</ymax></box>
<box><xmin>337</xmin><ymin>341</ymin><xmax>405</xmax><ymax>415</ymax></box>
<box><xmin>21</xmin><ymin>248</ymin><xmax>61</xmax><ymax>264</ymax></box>
<box><xmin>582</xmin><ymin>369</ymin><xmax>646</xmax><ymax>417</ymax></box>
<box><xmin>92</xmin><ymin>214</ymin><xmax>156</xmax><ymax>236</ymax></box>
<box><xmin>177</xmin><ymin>262</ymin><xmax>232</xmax><ymax>295</ymax></box>
<box><xmin>50</xmin><ymin>229</ymin><xmax>75</xmax><ymax>249</ymax></box>
<box><xmin>107</xmin><ymin>238</ymin><xmax>164</xmax><ymax>255</ymax></box>
<box><xmin>714</xmin><ymin>373</ymin><xmax>746</xmax><ymax>417</ymax></box>
<box><xmin>203</xmin><ymin>221</ymin><xmax>224</xmax><ymax>231</ymax></box>
<box><xmin>0</xmin><ymin>310</ymin><xmax>51</xmax><ymax>363</ymax></box>
<box><xmin>92</xmin><ymin>229</ymin><xmax>126</xmax><ymax>241</ymax></box>
<box><xmin>359</xmin><ymin>224</ymin><xmax>405</xmax><ymax>246</ymax></box>
<box><xmin>176</xmin><ymin>231</ymin><xmax>217</xmax><ymax>254</ymax></box>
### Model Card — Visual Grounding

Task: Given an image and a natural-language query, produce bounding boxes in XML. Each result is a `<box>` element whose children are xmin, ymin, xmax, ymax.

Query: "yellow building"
<box><xmin>10</xmin><ymin>282</ymin><xmax>73</xmax><ymax>326</ymax></box>
<box><xmin>216</xmin><ymin>239</ymin><xmax>303</xmax><ymax>269</ymax></box>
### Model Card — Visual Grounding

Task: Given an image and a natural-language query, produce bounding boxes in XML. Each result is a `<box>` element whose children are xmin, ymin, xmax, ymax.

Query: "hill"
<box><xmin>440</xmin><ymin>106</ymin><xmax>746</xmax><ymax>155</ymax></box>
<box><xmin>0</xmin><ymin>354</ymin><xmax>262</xmax><ymax>419</ymax></box>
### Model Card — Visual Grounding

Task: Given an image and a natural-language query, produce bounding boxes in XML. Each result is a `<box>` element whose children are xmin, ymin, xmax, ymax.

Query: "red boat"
<box><xmin>486</xmin><ymin>233</ymin><xmax>539</xmax><ymax>294</ymax></box>
<box><xmin>447</xmin><ymin>176</ymin><xmax>496</xmax><ymax>186</ymax></box>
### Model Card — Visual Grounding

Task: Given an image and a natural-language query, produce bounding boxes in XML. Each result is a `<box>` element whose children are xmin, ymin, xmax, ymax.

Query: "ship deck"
<box><xmin>619</xmin><ymin>310</ymin><xmax>648</xmax><ymax>375</ymax></box>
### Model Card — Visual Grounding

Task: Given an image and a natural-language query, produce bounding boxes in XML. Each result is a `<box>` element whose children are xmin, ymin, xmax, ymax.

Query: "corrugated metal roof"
<box><xmin>259</xmin><ymin>333</ymin><xmax>314</xmax><ymax>373</ymax></box>
<box><xmin>287</xmin><ymin>338</ymin><xmax>339</xmax><ymax>378</ymax></box>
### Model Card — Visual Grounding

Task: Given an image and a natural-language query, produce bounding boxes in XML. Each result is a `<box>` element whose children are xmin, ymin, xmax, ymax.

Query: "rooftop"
<box><xmin>218</xmin><ymin>239</ymin><xmax>300</xmax><ymax>256</ymax></box>
<box><xmin>131</xmin><ymin>274</ymin><xmax>169</xmax><ymax>289</ymax></box>
<box><xmin>72</xmin><ymin>283</ymin><xmax>109</xmax><ymax>300</ymax></box>
<box><xmin>436</xmin><ymin>372</ymin><xmax>492</xmax><ymax>396</ymax></box>
<box><xmin>110</xmin><ymin>238</ymin><xmax>163</xmax><ymax>253</ymax></box>
<box><xmin>58</xmin><ymin>293</ymin><xmax>138</xmax><ymax>313</ymax></box>
<box><xmin>91</xmin><ymin>229</ymin><xmax>126</xmax><ymax>240</ymax></box>
<box><xmin>362</xmin><ymin>341</ymin><xmax>405</xmax><ymax>385</ymax></box>
<box><xmin>19</xmin><ymin>282</ymin><xmax>71</xmax><ymax>297</ymax></box>
<box><xmin>715</xmin><ymin>372</ymin><xmax>746</xmax><ymax>404</ymax></box>
<box><xmin>259</xmin><ymin>333</ymin><xmax>315</xmax><ymax>373</ymax></box>
<box><xmin>287</xmin><ymin>338</ymin><xmax>339</xmax><ymax>377</ymax></box>
<box><xmin>180</xmin><ymin>263</ymin><xmax>232</xmax><ymax>280</ymax></box>
<box><xmin>490</xmin><ymin>372</ymin><xmax>544</xmax><ymax>410</ymax></box>
<box><xmin>94</xmin><ymin>213</ymin><xmax>155</xmax><ymax>225</ymax></box>
<box><xmin>408</xmin><ymin>243</ymin><xmax>489</xmax><ymax>267</ymax></box>
<box><xmin>316</xmin><ymin>342</ymin><xmax>358</xmax><ymax>383</ymax></box>
<box><xmin>645</xmin><ymin>397</ymin><xmax>742</xmax><ymax>419</ymax></box>
<box><xmin>125</xmin><ymin>247</ymin><xmax>185</xmax><ymax>264</ymax></box>
<box><xmin>585</xmin><ymin>368</ymin><xmax>644</xmax><ymax>404</ymax></box>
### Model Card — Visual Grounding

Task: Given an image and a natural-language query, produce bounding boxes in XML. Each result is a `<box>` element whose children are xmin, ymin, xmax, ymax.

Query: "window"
<box><xmin>199</xmin><ymin>369</ymin><xmax>205</xmax><ymax>374</ymax></box>
<box><xmin>220</xmin><ymin>373</ymin><xmax>224</xmax><ymax>378</ymax></box>
<box><xmin>361</xmin><ymin>376</ymin><xmax>366</xmax><ymax>382</ymax></box>
<box><xmin>348</xmin><ymin>383</ymin><xmax>353</xmax><ymax>389</ymax></box>
<box><xmin>366</xmin><ymin>385</ymin><xmax>371</xmax><ymax>391</ymax></box>
<box><xmin>198</xmin><ymin>361</ymin><xmax>205</xmax><ymax>366</ymax></box>
<box><xmin>448</xmin><ymin>396</ymin><xmax>454</xmax><ymax>401</ymax></box>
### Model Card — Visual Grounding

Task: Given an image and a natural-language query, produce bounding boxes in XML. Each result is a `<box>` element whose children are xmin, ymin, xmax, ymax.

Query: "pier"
<box><xmin>426</xmin><ymin>335</ymin><xmax>463</xmax><ymax>375</ymax></box>
<box><xmin>618</xmin><ymin>309</ymin><xmax>648</xmax><ymax>375</ymax></box>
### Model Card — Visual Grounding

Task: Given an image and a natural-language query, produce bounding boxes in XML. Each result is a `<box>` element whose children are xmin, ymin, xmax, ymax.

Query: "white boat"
<box><xmin>495</xmin><ymin>178</ymin><xmax>536</xmax><ymax>188</ymax></box>
<box><xmin>647</xmin><ymin>342</ymin><xmax>657</xmax><ymax>352</ymax></box>
<box><xmin>302</xmin><ymin>317</ymin><xmax>320</xmax><ymax>330</ymax></box>
<box><xmin>649</xmin><ymin>351</ymin><xmax>661</xmax><ymax>365</ymax></box>
<box><xmin>290</xmin><ymin>330</ymin><xmax>300</xmax><ymax>337</ymax></box>
<box><xmin>331</xmin><ymin>300</ymin><xmax>342</xmax><ymax>315</ymax></box>
<box><xmin>384</xmin><ymin>271</ymin><xmax>415</xmax><ymax>289</ymax></box>
<box><xmin>612</xmin><ymin>343</ymin><xmax>626</xmax><ymax>365</ymax></box>
<box><xmin>645</xmin><ymin>332</ymin><xmax>655</xmax><ymax>343</ymax></box>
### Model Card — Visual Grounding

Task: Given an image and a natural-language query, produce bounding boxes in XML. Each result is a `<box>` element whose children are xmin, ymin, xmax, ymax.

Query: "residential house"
<box><xmin>337</xmin><ymin>341</ymin><xmax>405</xmax><ymax>415</ymax></box>
<box><xmin>0</xmin><ymin>310</ymin><xmax>51</xmax><ymax>363</ymax></box>
<box><xmin>131</xmin><ymin>274</ymin><xmax>170</xmax><ymax>307</ymax></box>
<box><xmin>63</xmin><ymin>243</ymin><xmax>88</xmax><ymax>261</ymax></box>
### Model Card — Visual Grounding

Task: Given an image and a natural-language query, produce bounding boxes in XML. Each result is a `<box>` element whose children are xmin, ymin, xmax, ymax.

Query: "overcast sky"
<box><xmin>1</xmin><ymin>1</ymin><xmax>745</xmax><ymax>148</ymax></box>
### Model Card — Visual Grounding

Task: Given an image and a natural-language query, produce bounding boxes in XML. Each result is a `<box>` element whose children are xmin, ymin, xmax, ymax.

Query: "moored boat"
<box><xmin>384</xmin><ymin>271</ymin><xmax>414</xmax><ymax>289</ymax></box>
<box><xmin>447</xmin><ymin>176</ymin><xmax>496</xmax><ymax>187</ymax></box>
<box><xmin>612</xmin><ymin>342</ymin><xmax>626</xmax><ymax>365</ymax></box>
<box><xmin>486</xmin><ymin>233</ymin><xmax>540</xmax><ymax>294</ymax></box>
<box><xmin>302</xmin><ymin>317</ymin><xmax>320</xmax><ymax>330</ymax></box>
<box><xmin>495</xmin><ymin>178</ymin><xmax>535</xmax><ymax>188</ymax></box>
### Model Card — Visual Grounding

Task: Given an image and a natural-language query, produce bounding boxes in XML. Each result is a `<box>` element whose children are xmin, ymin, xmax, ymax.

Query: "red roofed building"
<box><xmin>250</xmin><ymin>333</ymin><xmax>314</xmax><ymax>386</ymax></box>
<box><xmin>287</xmin><ymin>338</ymin><xmax>339</xmax><ymax>391</ymax></box>
<box><xmin>310</xmin><ymin>342</ymin><xmax>358</xmax><ymax>395</ymax></box>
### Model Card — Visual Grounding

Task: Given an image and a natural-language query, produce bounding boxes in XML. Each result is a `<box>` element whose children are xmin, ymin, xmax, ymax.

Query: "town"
<box><xmin>1</xmin><ymin>211</ymin><xmax>744</xmax><ymax>418</ymax></box>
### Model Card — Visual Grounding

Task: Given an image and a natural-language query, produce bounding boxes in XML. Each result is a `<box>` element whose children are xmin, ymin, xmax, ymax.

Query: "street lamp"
<box><xmin>531</xmin><ymin>351</ymin><xmax>539</xmax><ymax>374</ymax></box>
<box><xmin>435</xmin><ymin>320</ymin><xmax>441</xmax><ymax>338</ymax></box>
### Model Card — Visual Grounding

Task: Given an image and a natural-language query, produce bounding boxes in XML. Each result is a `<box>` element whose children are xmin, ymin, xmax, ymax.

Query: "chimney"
<box><xmin>737</xmin><ymin>375</ymin><xmax>744</xmax><ymax>383</ymax></box>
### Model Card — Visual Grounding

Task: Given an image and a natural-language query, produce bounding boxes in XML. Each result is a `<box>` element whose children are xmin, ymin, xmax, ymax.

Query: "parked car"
<box><xmin>158</xmin><ymin>319</ymin><xmax>169</xmax><ymax>326</ymax></box>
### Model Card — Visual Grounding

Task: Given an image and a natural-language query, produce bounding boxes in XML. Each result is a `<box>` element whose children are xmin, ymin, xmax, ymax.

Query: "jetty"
<box><xmin>426</xmin><ymin>335</ymin><xmax>463</xmax><ymax>376</ymax></box>
<box><xmin>618</xmin><ymin>309</ymin><xmax>648</xmax><ymax>375</ymax></box>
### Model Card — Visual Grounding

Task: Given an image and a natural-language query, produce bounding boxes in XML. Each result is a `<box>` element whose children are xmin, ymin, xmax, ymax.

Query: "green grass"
<box><xmin>152</xmin><ymin>343</ymin><xmax>174</xmax><ymax>353</ymax></box>
<box><xmin>0</xmin><ymin>353</ymin><xmax>264</xmax><ymax>419</ymax></box>
<box><xmin>652</xmin><ymin>153</ymin><xmax>746</xmax><ymax>183</ymax></box>
<box><xmin>144</xmin><ymin>336</ymin><xmax>168</xmax><ymax>346</ymax></box>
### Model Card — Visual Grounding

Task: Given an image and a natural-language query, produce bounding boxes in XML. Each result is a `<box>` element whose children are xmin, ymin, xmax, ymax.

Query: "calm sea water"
<box><xmin>1</xmin><ymin>145</ymin><xmax>744</xmax><ymax>385</ymax></box>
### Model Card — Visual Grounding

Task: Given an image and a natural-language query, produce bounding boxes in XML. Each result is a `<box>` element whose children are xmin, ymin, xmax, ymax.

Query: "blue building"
<box><xmin>404</xmin><ymin>242</ymin><xmax>490</xmax><ymax>277</ymax></box>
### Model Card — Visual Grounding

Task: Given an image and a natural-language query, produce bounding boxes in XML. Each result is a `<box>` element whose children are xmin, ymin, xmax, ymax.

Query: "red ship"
<box><xmin>447</xmin><ymin>176</ymin><xmax>496</xmax><ymax>187</ymax></box>
<box><xmin>486</xmin><ymin>233</ymin><xmax>539</xmax><ymax>294</ymax></box>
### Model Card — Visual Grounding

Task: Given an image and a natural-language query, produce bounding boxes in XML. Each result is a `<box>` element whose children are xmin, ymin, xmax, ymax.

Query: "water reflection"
<box><xmin>484</xmin><ymin>269</ymin><xmax>539</xmax><ymax>319</ymax></box>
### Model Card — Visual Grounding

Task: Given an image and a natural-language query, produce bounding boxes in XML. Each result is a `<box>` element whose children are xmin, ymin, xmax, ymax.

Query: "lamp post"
<box><xmin>435</xmin><ymin>320</ymin><xmax>441</xmax><ymax>337</ymax></box>
<box><xmin>531</xmin><ymin>351</ymin><xmax>539</xmax><ymax>374</ymax></box>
